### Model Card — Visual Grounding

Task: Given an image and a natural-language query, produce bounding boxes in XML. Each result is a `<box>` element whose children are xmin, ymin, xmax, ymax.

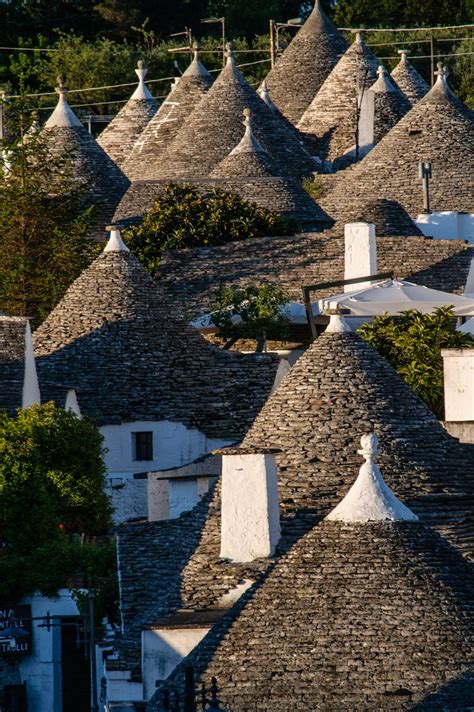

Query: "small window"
<box><xmin>132</xmin><ymin>431</ymin><xmax>153</xmax><ymax>461</ymax></box>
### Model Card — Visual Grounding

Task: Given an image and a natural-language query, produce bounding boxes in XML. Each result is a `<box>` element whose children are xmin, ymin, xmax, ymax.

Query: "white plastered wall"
<box><xmin>101</xmin><ymin>420</ymin><xmax>230</xmax><ymax>523</ymax></box>
<box><xmin>442</xmin><ymin>349</ymin><xmax>474</xmax><ymax>422</ymax></box>
<box><xmin>19</xmin><ymin>590</ymin><xmax>81</xmax><ymax>712</ymax></box>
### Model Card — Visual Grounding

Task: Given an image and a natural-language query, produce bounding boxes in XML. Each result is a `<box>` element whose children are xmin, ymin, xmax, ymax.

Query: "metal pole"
<box><xmin>88</xmin><ymin>592</ymin><xmax>98</xmax><ymax>712</ymax></box>
<box><xmin>269</xmin><ymin>19</ymin><xmax>275</xmax><ymax>67</ymax></box>
<box><xmin>221</xmin><ymin>18</ymin><xmax>226</xmax><ymax>67</ymax></box>
<box><xmin>430</xmin><ymin>36</ymin><xmax>435</xmax><ymax>86</ymax></box>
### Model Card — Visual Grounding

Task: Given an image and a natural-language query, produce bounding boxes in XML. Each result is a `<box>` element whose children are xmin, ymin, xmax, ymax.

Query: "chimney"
<box><xmin>217</xmin><ymin>447</ymin><xmax>281</xmax><ymax>562</ymax></box>
<box><xmin>344</xmin><ymin>222</ymin><xmax>377</xmax><ymax>292</ymax></box>
<box><xmin>22</xmin><ymin>320</ymin><xmax>41</xmax><ymax>408</ymax></box>
<box><xmin>441</xmin><ymin>349</ymin><xmax>474</xmax><ymax>444</ymax></box>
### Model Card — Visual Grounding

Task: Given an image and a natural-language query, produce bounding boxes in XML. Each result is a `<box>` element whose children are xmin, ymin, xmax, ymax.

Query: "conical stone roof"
<box><xmin>336</xmin><ymin>197</ymin><xmax>423</xmax><ymax>235</ymax></box>
<box><xmin>368</xmin><ymin>65</ymin><xmax>411</xmax><ymax>145</ymax></box>
<box><xmin>33</xmin><ymin>231</ymin><xmax>277</xmax><ymax>439</ymax></box>
<box><xmin>96</xmin><ymin>61</ymin><xmax>158</xmax><ymax>168</ymax></box>
<box><xmin>147</xmin><ymin>44</ymin><xmax>318</xmax><ymax>181</ymax></box>
<box><xmin>160</xmin><ymin>516</ymin><xmax>474</xmax><ymax>710</ymax></box>
<box><xmin>41</xmin><ymin>76</ymin><xmax>130</xmax><ymax>234</ymax></box>
<box><xmin>243</xmin><ymin>321</ymin><xmax>474</xmax><ymax>557</ymax></box>
<box><xmin>391</xmin><ymin>50</ymin><xmax>430</xmax><ymax>105</ymax></box>
<box><xmin>297</xmin><ymin>32</ymin><xmax>380</xmax><ymax>162</ymax></box>
<box><xmin>123</xmin><ymin>46</ymin><xmax>213</xmax><ymax>181</ymax></box>
<box><xmin>321</xmin><ymin>64</ymin><xmax>474</xmax><ymax>220</ymax></box>
<box><xmin>207</xmin><ymin>108</ymin><xmax>330</xmax><ymax>227</ymax></box>
<box><xmin>259</xmin><ymin>0</ymin><xmax>348</xmax><ymax>124</ymax></box>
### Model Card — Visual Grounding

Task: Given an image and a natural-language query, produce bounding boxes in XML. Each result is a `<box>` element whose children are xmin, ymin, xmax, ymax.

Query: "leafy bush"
<box><xmin>358</xmin><ymin>307</ymin><xmax>473</xmax><ymax>417</ymax></box>
<box><xmin>0</xmin><ymin>403</ymin><xmax>114</xmax><ymax>600</ymax></box>
<box><xmin>123</xmin><ymin>184</ymin><xmax>299</xmax><ymax>276</ymax></box>
<box><xmin>212</xmin><ymin>283</ymin><xmax>290</xmax><ymax>350</ymax></box>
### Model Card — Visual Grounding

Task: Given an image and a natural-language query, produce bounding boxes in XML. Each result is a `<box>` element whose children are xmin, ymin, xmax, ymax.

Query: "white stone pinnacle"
<box><xmin>230</xmin><ymin>108</ymin><xmax>265</xmax><ymax>155</ymax></box>
<box><xmin>65</xmin><ymin>389</ymin><xmax>82</xmax><ymax>418</ymax></box>
<box><xmin>22</xmin><ymin>320</ymin><xmax>41</xmax><ymax>408</ymax></box>
<box><xmin>225</xmin><ymin>41</ymin><xmax>237</xmax><ymax>69</ymax></box>
<box><xmin>104</xmin><ymin>226</ymin><xmax>130</xmax><ymax>253</ymax></box>
<box><xmin>434</xmin><ymin>62</ymin><xmax>449</xmax><ymax>86</ymax></box>
<box><xmin>130</xmin><ymin>60</ymin><xmax>154</xmax><ymax>100</ymax></box>
<box><xmin>371</xmin><ymin>65</ymin><xmax>397</xmax><ymax>93</ymax></box>
<box><xmin>45</xmin><ymin>76</ymin><xmax>83</xmax><ymax>129</ymax></box>
<box><xmin>325</xmin><ymin>314</ymin><xmax>352</xmax><ymax>333</ymax></box>
<box><xmin>182</xmin><ymin>43</ymin><xmax>211</xmax><ymax>79</ymax></box>
<box><xmin>326</xmin><ymin>433</ymin><xmax>418</xmax><ymax>523</ymax></box>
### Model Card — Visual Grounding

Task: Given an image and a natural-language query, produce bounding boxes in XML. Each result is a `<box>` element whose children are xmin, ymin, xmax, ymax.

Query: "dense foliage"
<box><xmin>0</xmin><ymin>124</ymin><xmax>95</xmax><ymax>326</ymax></box>
<box><xmin>0</xmin><ymin>403</ymin><xmax>114</xmax><ymax>602</ymax></box>
<box><xmin>0</xmin><ymin>0</ymin><xmax>303</xmax><ymax>43</ymax></box>
<box><xmin>358</xmin><ymin>307</ymin><xmax>473</xmax><ymax>417</ymax></box>
<box><xmin>123</xmin><ymin>184</ymin><xmax>299</xmax><ymax>275</ymax></box>
<box><xmin>212</xmin><ymin>283</ymin><xmax>290</xmax><ymax>350</ymax></box>
<box><xmin>333</xmin><ymin>0</ymin><xmax>473</xmax><ymax>28</ymax></box>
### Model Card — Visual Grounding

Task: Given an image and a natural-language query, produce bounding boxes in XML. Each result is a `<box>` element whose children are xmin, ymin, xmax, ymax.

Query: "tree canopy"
<box><xmin>358</xmin><ymin>307</ymin><xmax>473</xmax><ymax>417</ymax></box>
<box><xmin>0</xmin><ymin>403</ymin><xmax>113</xmax><ymax>600</ymax></box>
<box><xmin>123</xmin><ymin>183</ymin><xmax>299</xmax><ymax>275</ymax></box>
<box><xmin>0</xmin><ymin>118</ymin><xmax>95</xmax><ymax>326</ymax></box>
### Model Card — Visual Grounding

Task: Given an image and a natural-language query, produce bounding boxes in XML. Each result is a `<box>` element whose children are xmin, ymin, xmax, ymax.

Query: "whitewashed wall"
<box><xmin>416</xmin><ymin>212</ymin><xmax>474</xmax><ymax>242</ymax></box>
<box><xmin>142</xmin><ymin>628</ymin><xmax>209</xmax><ymax>700</ymax></box>
<box><xmin>442</xmin><ymin>349</ymin><xmax>474</xmax><ymax>421</ymax></box>
<box><xmin>19</xmin><ymin>590</ymin><xmax>81</xmax><ymax>712</ymax></box>
<box><xmin>101</xmin><ymin>420</ymin><xmax>230</xmax><ymax>523</ymax></box>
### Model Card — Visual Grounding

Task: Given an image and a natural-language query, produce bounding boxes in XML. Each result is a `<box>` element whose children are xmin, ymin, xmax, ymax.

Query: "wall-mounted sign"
<box><xmin>0</xmin><ymin>605</ymin><xmax>32</xmax><ymax>656</ymax></box>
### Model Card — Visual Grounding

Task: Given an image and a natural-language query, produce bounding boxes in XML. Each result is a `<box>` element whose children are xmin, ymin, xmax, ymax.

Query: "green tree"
<box><xmin>333</xmin><ymin>0</ymin><xmax>472</xmax><ymax>28</ymax></box>
<box><xmin>0</xmin><ymin>403</ymin><xmax>114</xmax><ymax>601</ymax></box>
<box><xmin>123</xmin><ymin>183</ymin><xmax>299</xmax><ymax>276</ymax></box>
<box><xmin>0</xmin><ymin>118</ymin><xmax>95</xmax><ymax>325</ymax></box>
<box><xmin>212</xmin><ymin>283</ymin><xmax>290</xmax><ymax>350</ymax></box>
<box><xmin>357</xmin><ymin>307</ymin><xmax>473</xmax><ymax>417</ymax></box>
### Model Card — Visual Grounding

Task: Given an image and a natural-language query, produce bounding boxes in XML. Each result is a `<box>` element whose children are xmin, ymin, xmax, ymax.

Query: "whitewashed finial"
<box><xmin>371</xmin><ymin>64</ymin><xmax>396</xmax><ymax>93</ymax></box>
<box><xmin>355</xmin><ymin>31</ymin><xmax>364</xmax><ymax>44</ymax></box>
<box><xmin>45</xmin><ymin>75</ymin><xmax>83</xmax><ymax>129</ymax></box>
<box><xmin>182</xmin><ymin>42</ymin><xmax>212</xmax><ymax>79</ymax></box>
<box><xmin>65</xmin><ymin>389</ymin><xmax>82</xmax><ymax>418</ymax></box>
<box><xmin>22</xmin><ymin>320</ymin><xmax>41</xmax><ymax>408</ymax></box>
<box><xmin>325</xmin><ymin>313</ymin><xmax>352</xmax><ymax>333</ymax></box>
<box><xmin>258</xmin><ymin>80</ymin><xmax>277</xmax><ymax>112</ymax></box>
<box><xmin>397</xmin><ymin>49</ymin><xmax>409</xmax><ymax>63</ymax></box>
<box><xmin>434</xmin><ymin>62</ymin><xmax>449</xmax><ymax>85</ymax></box>
<box><xmin>104</xmin><ymin>225</ymin><xmax>130</xmax><ymax>253</ymax></box>
<box><xmin>131</xmin><ymin>60</ymin><xmax>154</xmax><ymax>100</ymax></box>
<box><xmin>326</xmin><ymin>433</ymin><xmax>418</xmax><ymax>523</ymax></box>
<box><xmin>225</xmin><ymin>41</ymin><xmax>236</xmax><ymax>68</ymax></box>
<box><xmin>229</xmin><ymin>108</ymin><xmax>265</xmax><ymax>156</ymax></box>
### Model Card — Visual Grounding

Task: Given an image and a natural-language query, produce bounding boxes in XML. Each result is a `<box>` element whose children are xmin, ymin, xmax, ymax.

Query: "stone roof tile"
<box><xmin>297</xmin><ymin>32</ymin><xmax>380</xmax><ymax>162</ymax></box>
<box><xmin>151</xmin><ymin>518</ymin><xmax>474</xmax><ymax>710</ymax></box>
<box><xmin>97</xmin><ymin>61</ymin><xmax>158</xmax><ymax>168</ymax></box>
<box><xmin>391</xmin><ymin>51</ymin><xmax>430</xmax><ymax>105</ymax></box>
<box><xmin>260</xmin><ymin>0</ymin><xmax>348</xmax><ymax>124</ymax></box>
<box><xmin>145</xmin><ymin>44</ymin><xmax>318</xmax><ymax>182</ymax></box>
<box><xmin>123</xmin><ymin>46</ymin><xmax>213</xmax><ymax>181</ymax></box>
<box><xmin>320</xmin><ymin>65</ymin><xmax>474</xmax><ymax>220</ymax></box>
<box><xmin>157</xmin><ymin>230</ymin><xmax>473</xmax><ymax>320</ymax></box>
<box><xmin>33</xmin><ymin>240</ymin><xmax>277</xmax><ymax>439</ymax></box>
<box><xmin>41</xmin><ymin>77</ymin><xmax>130</xmax><ymax>235</ymax></box>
